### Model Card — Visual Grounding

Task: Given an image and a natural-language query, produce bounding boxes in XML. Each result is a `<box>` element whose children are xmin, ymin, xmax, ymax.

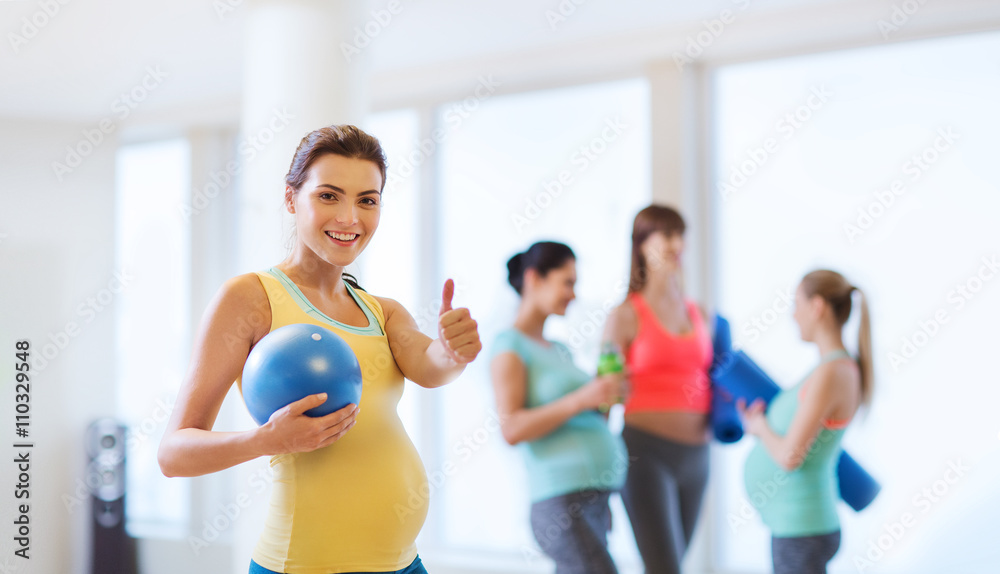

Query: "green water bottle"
<box><xmin>596</xmin><ymin>342</ymin><xmax>624</xmax><ymax>413</ymax></box>
<box><xmin>597</xmin><ymin>342</ymin><xmax>624</xmax><ymax>376</ymax></box>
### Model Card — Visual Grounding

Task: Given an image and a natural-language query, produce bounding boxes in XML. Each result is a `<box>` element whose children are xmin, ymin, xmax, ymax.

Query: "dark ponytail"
<box><xmin>506</xmin><ymin>242</ymin><xmax>575</xmax><ymax>295</ymax></box>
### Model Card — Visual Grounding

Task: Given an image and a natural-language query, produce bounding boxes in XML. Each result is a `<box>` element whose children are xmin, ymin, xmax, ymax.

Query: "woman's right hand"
<box><xmin>257</xmin><ymin>393</ymin><xmax>359</xmax><ymax>455</ymax></box>
<box><xmin>575</xmin><ymin>373</ymin><xmax>628</xmax><ymax>413</ymax></box>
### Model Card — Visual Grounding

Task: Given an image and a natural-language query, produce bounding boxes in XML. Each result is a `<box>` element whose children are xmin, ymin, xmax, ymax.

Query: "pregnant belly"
<box><xmin>260</xmin><ymin>421</ymin><xmax>429</xmax><ymax>570</ymax></box>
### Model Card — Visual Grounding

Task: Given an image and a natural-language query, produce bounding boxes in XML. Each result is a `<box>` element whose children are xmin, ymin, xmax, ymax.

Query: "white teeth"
<box><xmin>327</xmin><ymin>232</ymin><xmax>358</xmax><ymax>241</ymax></box>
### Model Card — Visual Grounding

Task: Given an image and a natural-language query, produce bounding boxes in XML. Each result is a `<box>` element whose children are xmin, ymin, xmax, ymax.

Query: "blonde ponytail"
<box><xmin>855</xmin><ymin>288</ymin><xmax>874</xmax><ymax>407</ymax></box>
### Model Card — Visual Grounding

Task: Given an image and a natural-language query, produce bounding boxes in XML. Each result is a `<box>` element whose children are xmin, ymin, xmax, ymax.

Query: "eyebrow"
<box><xmin>315</xmin><ymin>184</ymin><xmax>381</xmax><ymax>196</ymax></box>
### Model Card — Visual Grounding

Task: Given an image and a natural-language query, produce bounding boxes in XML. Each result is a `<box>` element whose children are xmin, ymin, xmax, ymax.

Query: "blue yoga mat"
<box><xmin>710</xmin><ymin>315</ymin><xmax>880</xmax><ymax>511</ymax></box>
<box><xmin>710</xmin><ymin>316</ymin><xmax>743</xmax><ymax>443</ymax></box>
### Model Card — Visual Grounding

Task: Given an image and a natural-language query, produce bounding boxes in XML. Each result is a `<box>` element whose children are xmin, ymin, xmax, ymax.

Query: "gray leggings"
<box><xmin>530</xmin><ymin>489</ymin><xmax>618</xmax><ymax>574</ymax></box>
<box><xmin>621</xmin><ymin>425</ymin><xmax>709</xmax><ymax>574</ymax></box>
<box><xmin>772</xmin><ymin>531</ymin><xmax>841</xmax><ymax>574</ymax></box>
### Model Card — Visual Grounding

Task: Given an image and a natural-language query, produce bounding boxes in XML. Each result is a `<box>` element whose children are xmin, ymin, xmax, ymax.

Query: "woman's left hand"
<box><xmin>737</xmin><ymin>398</ymin><xmax>769</xmax><ymax>436</ymax></box>
<box><xmin>438</xmin><ymin>279</ymin><xmax>482</xmax><ymax>364</ymax></box>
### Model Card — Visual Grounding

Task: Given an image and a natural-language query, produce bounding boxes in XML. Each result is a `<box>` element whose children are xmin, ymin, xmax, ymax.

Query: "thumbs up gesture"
<box><xmin>438</xmin><ymin>279</ymin><xmax>481</xmax><ymax>364</ymax></box>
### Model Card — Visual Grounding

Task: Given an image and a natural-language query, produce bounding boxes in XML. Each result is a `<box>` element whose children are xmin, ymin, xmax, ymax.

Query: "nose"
<box><xmin>334</xmin><ymin>201</ymin><xmax>358</xmax><ymax>225</ymax></box>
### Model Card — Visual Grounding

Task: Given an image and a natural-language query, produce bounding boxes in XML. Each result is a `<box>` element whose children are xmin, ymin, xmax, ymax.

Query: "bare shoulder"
<box><xmin>216</xmin><ymin>273</ymin><xmax>269</xmax><ymax>314</ymax></box>
<box><xmin>813</xmin><ymin>358</ymin><xmax>861</xmax><ymax>395</ymax></box>
<box><xmin>608</xmin><ymin>299</ymin><xmax>638</xmax><ymax>326</ymax></box>
<box><xmin>830</xmin><ymin>356</ymin><xmax>862</xmax><ymax>385</ymax></box>
<box><xmin>604</xmin><ymin>299</ymin><xmax>638</xmax><ymax>342</ymax></box>
<box><xmin>371</xmin><ymin>294</ymin><xmax>403</xmax><ymax>318</ymax></box>
<box><xmin>208</xmin><ymin>273</ymin><xmax>271</xmax><ymax>342</ymax></box>
<box><xmin>370</xmin><ymin>294</ymin><xmax>421</xmax><ymax>329</ymax></box>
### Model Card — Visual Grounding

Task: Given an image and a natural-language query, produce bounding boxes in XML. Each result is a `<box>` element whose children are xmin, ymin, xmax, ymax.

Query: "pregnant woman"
<box><xmin>491</xmin><ymin>241</ymin><xmax>628</xmax><ymax>574</ymax></box>
<box><xmin>158</xmin><ymin>125</ymin><xmax>481</xmax><ymax>573</ymax></box>
<box><xmin>740</xmin><ymin>269</ymin><xmax>873</xmax><ymax>574</ymax></box>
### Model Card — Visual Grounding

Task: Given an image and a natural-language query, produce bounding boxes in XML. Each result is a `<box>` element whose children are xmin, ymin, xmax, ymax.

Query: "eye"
<box><xmin>361</xmin><ymin>196</ymin><xmax>380</xmax><ymax>207</ymax></box>
<box><xmin>319</xmin><ymin>192</ymin><xmax>336</xmax><ymax>201</ymax></box>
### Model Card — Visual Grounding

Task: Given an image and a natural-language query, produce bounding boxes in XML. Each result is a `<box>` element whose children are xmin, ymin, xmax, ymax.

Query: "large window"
<box><xmin>712</xmin><ymin>32</ymin><xmax>1000</xmax><ymax>573</ymax></box>
<box><xmin>358</xmin><ymin>109</ymin><xmax>424</xmax><ymax>448</ymax></box>
<box><xmin>431</xmin><ymin>78</ymin><xmax>651</xmax><ymax>568</ymax></box>
<box><xmin>115</xmin><ymin>139</ymin><xmax>192</xmax><ymax>535</ymax></box>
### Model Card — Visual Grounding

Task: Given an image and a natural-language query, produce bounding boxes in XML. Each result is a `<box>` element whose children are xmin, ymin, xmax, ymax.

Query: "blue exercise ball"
<box><xmin>241</xmin><ymin>323</ymin><xmax>362</xmax><ymax>426</ymax></box>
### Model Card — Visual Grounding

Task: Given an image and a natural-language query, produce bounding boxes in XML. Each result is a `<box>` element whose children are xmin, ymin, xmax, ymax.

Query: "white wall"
<box><xmin>0</xmin><ymin>118</ymin><xmax>118</xmax><ymax>573</ymax></box>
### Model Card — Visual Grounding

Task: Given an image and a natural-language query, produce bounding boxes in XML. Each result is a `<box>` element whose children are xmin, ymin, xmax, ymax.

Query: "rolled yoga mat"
<box><xmin>710</xmin><ymin>315</ymin><xmax>880</xmax><ymax>511</ymax></box>
<box><xmin>710</xmin><ymin>316</ymin><xmax>743</xmax><ymax>443</ymax></box>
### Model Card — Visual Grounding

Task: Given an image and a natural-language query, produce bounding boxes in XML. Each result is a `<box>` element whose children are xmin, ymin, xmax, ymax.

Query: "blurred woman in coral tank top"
<box><xmin>602</xmin><ymin>205</ymin><xmax>712</xmax><ymax>574</ymax></box>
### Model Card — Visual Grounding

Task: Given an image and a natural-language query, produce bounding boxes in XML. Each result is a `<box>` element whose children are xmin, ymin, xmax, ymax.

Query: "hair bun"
<box><xmin>507</xmin><ymin>252</ymin><xmax>525</xmax><ymax>294</ymax></box>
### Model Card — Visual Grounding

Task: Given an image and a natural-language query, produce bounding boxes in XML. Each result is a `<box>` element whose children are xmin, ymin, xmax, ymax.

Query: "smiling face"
<box><xmin>285</xmin><ymin>154</ymin><xmax>383</xmax><ymax>268</ymax></box>
<box><xmin>526</xmin><ymin>259</ymin><xmax>577</xmax><ymax>316</ymax></box>
<box><xmin>640</xmin><ymin>230</ymin><xmax>684</xmax><ymax>274</ymax></box>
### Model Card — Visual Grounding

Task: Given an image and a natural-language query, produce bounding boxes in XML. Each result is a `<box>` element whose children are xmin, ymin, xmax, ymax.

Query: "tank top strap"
<box><xmin>685</xmin><ymin>299</ymin><xmax>705</xmax><ymax>332</ymax></box>
<box><xmin>627</xmin><ymin>292</ymin><xmax>655</xmax><ymax>324</ymax></box>
<box><xmin>819</xmin><ymin>349</ymin><xmax>852</xmax><ymax>364</ymax></box>
<box><xmin>253</xmin><ymin>270</ymin><xmax>295</xmax><ymax>331</ymax></box>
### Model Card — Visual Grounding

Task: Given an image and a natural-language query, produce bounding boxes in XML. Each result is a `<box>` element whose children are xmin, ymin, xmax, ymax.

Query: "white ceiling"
<box><xmin>0</xmin><ymin>0</ymin><xmax>996</xmax><ymax>123</ymax></box>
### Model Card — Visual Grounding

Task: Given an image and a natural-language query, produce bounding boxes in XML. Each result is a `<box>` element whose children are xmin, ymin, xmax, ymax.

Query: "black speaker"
<box><xmin>86</xmin><ymin>419</ymin><xmax>138</xmax><ymax>574</ymax></box>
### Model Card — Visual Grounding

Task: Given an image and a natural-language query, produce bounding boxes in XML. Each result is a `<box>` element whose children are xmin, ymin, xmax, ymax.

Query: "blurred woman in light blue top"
<box><xmin>490</xmin><ymin>241</ymin><xmax>628</xmax><ymax>574</ymax></box>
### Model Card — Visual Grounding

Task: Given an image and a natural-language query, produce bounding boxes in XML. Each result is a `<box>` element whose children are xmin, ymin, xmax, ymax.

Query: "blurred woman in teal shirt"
<box><xmin>740</xmin><ymin>269</ymin><xmax>874</xmax><ymax>574</ymax></box>
<box><xmin>490</xmin><ymin>241</ymin><xmax>628</xmax><ymax>574</ymax></box>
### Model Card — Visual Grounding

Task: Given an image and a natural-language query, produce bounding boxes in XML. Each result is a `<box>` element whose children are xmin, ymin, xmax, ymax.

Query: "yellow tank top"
<box><xmin>237</xmin><ymin>268</ymin><xmax>428</xmax><ymax>574</ymax></box>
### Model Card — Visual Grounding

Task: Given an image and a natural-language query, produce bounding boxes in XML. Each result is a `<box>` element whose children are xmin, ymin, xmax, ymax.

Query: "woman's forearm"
<box><xmin>410</xmin><ymin>338</ymin><xmax>467</xmax><ymax>388</ymax></box>
<box><xmin>502</xmin><ymin>393</ymin><xmax>584</xmax><ymax>445</ymax></box>
<box><xmin>158</xmin><ymin>426</ymin><xmax>266</xmax><ymax>478</ymax></box>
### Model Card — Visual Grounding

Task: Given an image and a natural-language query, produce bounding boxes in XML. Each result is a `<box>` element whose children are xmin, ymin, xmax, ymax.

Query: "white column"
<box><xmin>232</xmin><ymin>2</ymin><xmax>367</xmax><ymax>572</ymax></box>
<box><xmin>646</xmin><ymin>59</ymin><xmax>712</xmax><ymax>306</ymax></box>
<box><xmin>237</xmin><ymin>0</ymin><xmax>368</xmax><ymax>274</ymax></box>
<box><xmin>646</xmin><ymin>58</ymin><xmax>715</xmax><ymax>573</ymax></box>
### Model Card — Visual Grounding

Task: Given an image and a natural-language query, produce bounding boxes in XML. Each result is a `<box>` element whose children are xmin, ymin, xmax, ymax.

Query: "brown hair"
<box><xmin>285</xmin><ymin>124</ymin><xmax>387</xmax><ymax>193</ymax></box>
<box><xmin>800</xmin><ymin>270</ymin><xmax>874</xmax><ymax>407</ymax></box>
<box><xmin>628</xmin><ymin>204</ymin><xmax>686</xmax><ymax>293</ymax></box>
